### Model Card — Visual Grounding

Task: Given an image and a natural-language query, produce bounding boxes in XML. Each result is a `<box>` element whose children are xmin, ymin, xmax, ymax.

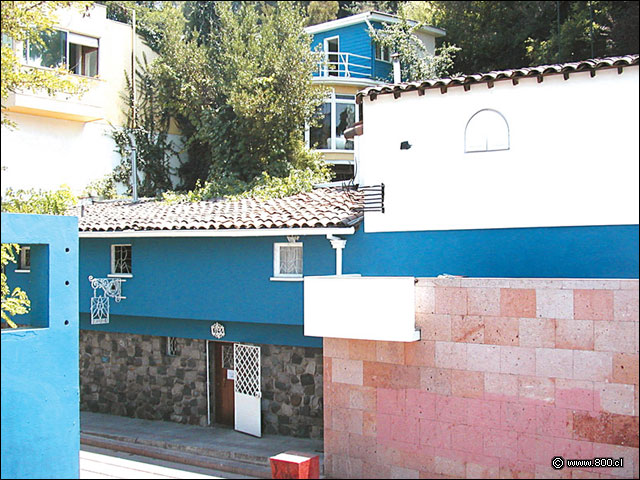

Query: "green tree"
<box><xmin>110</xmin><ymin>1</ymin><xmax>330</xmax><ymax>198</ymax></box>
<box><xmin>1</xmin><ymin>1</ymin><xmax>93</xmax><ymax>126</ymax></box>
<box><xmin>369</xmin><ymin>15</ymin><xmax>460</xmax><ymax>81</ymax></box>
<box><xmin>1</xmin><ymin>244</ymin><xmax>30</xmax><ymax>328</ymax></box>
<box><xmin>306</xmin><ymin>1</ymin><xmax>339</xmax><ymax>25</ymax></box>
<box><xmin>402</xmin><ymin>1</ymin><xmax>639</xmax><ymax>75</ymax></box>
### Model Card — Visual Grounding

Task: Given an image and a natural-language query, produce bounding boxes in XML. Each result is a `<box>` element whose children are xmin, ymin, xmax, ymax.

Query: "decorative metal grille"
<box><xmin>210</xmin><ymin>322</ymin><xmax>225</xmax><ymax>339</ymax></box>
<box><xmin>234</xmin><ymin>344</ymin><xmax>261</xmax><ymax>398</ymax></box>
<box><xmin>279</xmin><ymin>244</ymin><xmax>302</xmax><ymax>275</ymax></box>
<box><xmin>88</xmin><ymin>276</ymin><xmax>126</xmax><ymax>324</ymax></box>
<box><xmin>113</xmin><ymin>245</ymin><xmax>132</xmax><ymax>274</ymax></box>
<box><xmin>222</xmin><ymin>344</ymin><xmax>234</xmax><ymax>369</ymax></box>
<box><xmin>90</xmin><ymin>296</ymin><xmax>109</xmax><ymax>324</ymax></box>
<box><xmin>166</xmin><ymin>337</ymin><xmax>178</xmax><ymax>356</ymax></box>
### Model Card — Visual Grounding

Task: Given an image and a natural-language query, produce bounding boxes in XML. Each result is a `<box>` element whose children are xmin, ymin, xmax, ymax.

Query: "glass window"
<box><xmin>465</xmin><ymin>109</ymin><xmax>510</xmax><ymax>153</ymax></box>
<box><xmin>25</xmin><ymin>29</ymin><xmax>67</xmax><ymax>69</ymax></box>
<box><xmin>111</xmin><ymin>244</ymin><xmax>132</xmax><ymax>275</ymax></box>
<box><xmin>309</xmin><ymin>103</ymin><xmax>332</xmax><ymax>150</ymax></box>
<box><xmin>23</xmin><ymin>29</ymin><xmax>99</xmax><ymax>77</ymax></box>
<box><xmin>308</xmin><ymin>93</ymin><xmax>357</xmax><ymax>151</ymax></box>
<box><xmin>335</xmin><ymin>103</ymin><xmax>355</xmax><ymax>151</ymax></box>
<box><xmin>69</xmin><ymin>44</ymin><xmax>98</xmax><ymax>77</ymax></box>
<box><xmin>375</xmin><ymin>43</ymin><xmax>391</xmax><ymax>62</ymax></box>
<box><xmin>18</xmin><ymin>246</ymin><xmax>31</xmax><ymax>272</ymax></box>
<box><xmin>274</xmin><ymin>243</ymin><xmax>303</xmax><ymax>277</ymax></box>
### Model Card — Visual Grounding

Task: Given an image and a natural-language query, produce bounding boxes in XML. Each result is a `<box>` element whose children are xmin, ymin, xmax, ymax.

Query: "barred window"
<box><xmin>166</xmin><ymin>337</ymin><xmax>178</xmax><ymax>356</ymax></box>
<box><xmin>111</xmin><ymin>244</ymin><xmax>132</xmax><ymax>276</ymax></box>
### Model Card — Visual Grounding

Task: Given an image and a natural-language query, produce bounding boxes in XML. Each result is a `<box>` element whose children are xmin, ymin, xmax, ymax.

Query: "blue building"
<box><xmin>72</xmin><ymin>188</ymin><xmax>361</xmax><ymax>439</ymax></box>
<box><xmin>304</xmin><ymin>12</ymin><xmax>445</xmax><ymax>180</ymax></box>
<box><xmin>1</xmin><ymin>213</ymin><xmax>80</xmax><ymax>479</ymax></box>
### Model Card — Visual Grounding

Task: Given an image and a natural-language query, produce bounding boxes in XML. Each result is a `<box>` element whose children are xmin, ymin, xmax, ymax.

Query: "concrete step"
<box><xmin>81</xmin><ymin>433</ymin><xmax>272</xmax><ymax>479</ymax></box>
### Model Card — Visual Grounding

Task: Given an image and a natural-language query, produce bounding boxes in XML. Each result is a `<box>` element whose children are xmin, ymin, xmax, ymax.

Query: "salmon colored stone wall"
<box><xmin>323</xmin><ymin>278</ymin><xmax>639</xmax><ymax>479</ymax></box>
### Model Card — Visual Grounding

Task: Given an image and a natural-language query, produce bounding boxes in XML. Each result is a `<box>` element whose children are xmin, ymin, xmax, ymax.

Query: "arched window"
<box><xmin>465</xmin><ymin>109</ymin><xmax>510</xmax><ymax>153</ymax></box>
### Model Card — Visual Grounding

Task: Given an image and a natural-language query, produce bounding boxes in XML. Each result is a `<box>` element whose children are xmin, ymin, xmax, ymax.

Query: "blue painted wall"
<box><xmin>78</xmin><ymin>235</ymin><xmax>335</xmax><ymax>346</ymax></box>
<box><xmin>344</xmin><ymin>225</ymin><xmax>639</xmax><ymax>279</ymax></box>
<box><xmin>311</xmin><ymin>21</ymin><xmax>392</xmax><ymax>80</ymax></box>
<box><xmin>1</xmin><ymin>213</ymin><xmax>79</xmax><ymax>479</ymax></box>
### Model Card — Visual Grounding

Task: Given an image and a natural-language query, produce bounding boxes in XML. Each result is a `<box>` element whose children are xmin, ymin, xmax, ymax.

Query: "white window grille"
<box><xmin>465</xmin><ymin>109</ymin><xmax>510</xmax><ymax>153</ymax></box>
<box><xmin>110</xmin><ymin>244</ymin><xmax>132</xmax><ymax>276</ymax></box>
<box><xmin>18</xmin><ymin>246</ymin><xmax>30</xmax><ymax>272</ymax></box>
<box><xmin>166</xmin><ymin>337</ymin><xmax>178</xmax><ymax>356</ymax></box>
<box><xmin>273</xmin><ymin>243</ymin><xmax>303</xmax><ymax>278</ymax></box>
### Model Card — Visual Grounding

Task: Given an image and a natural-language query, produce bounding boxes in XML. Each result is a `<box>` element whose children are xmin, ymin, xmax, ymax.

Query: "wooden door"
<box><xmin>213</xmin><ymin>342</ymin><xmax>235</xmax><ymax>426</ymax></box>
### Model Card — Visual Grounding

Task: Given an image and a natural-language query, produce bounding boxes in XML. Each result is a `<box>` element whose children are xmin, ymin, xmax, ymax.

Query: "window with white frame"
<box><xmin>23</xmin><ymin>29</ymin><xmax>99</xmax><ymax>77</ymax></box>
<box><xmin>110</xmin><ymin>244</ymin><xmax>132</xmax><ymax>276</ymax></box>
<box><xmin>465</xmin><ymin>109</ymin><xmax>510</xmax><ymax>153</ymax></box>
<box><xmin>273</xmin><ymin>242</ymin><xmax>303</xmax><ymax>278</ymax></box>
<box><xmin>17</xmin><ymin>246</ymin><xmax>31</xmax><ymax>272</ymax></box>
<box><xmin>308</xmin><ymin>93</ymin><xmax>357</xmax><ymax>151</ymax></box>
<box><xmin>375</xmin><ymin>43</ymin><xmax>391</xmax><ymax>62</ymax></box>
<box><xmin>166</xmin><ymin>337</ymin><xmax>178</xmax><ymax>356</ymax></box>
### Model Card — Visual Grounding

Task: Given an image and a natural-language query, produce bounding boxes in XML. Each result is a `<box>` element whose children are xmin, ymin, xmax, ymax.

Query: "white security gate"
<box><xmin>233</xmin><ymin>344</ymin><xmax>262</xmax><ymax>437</ymax></box>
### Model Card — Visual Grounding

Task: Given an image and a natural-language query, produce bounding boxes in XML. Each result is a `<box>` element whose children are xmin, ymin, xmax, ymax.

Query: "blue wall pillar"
<box><xmin>1</xmin><ymin>213</ymin><xmax>79</xmax><ymax>479</ymax></box>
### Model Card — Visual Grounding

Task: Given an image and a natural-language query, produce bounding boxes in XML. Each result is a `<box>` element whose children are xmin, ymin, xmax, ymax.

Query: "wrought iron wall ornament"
<box><xmin>211</xmin><ymin>322</ymin><xmax>225</xmax><ymax>339</ymax></box>
<box><xmin>88</xmin><ymin>276</ymin><xmax>126</xmax><ymax>324</ymax></box>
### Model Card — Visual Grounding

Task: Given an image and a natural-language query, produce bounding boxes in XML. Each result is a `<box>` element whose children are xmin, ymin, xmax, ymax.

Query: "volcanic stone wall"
<box><xmin>80</xmin><ymin>331</ymin><xmax>323</xmax><ymax>438</ymax></box>
<box><xmin>323</xmin><ymin>277</ymin><xmax>639</xmax><ymax>479</ymax></box>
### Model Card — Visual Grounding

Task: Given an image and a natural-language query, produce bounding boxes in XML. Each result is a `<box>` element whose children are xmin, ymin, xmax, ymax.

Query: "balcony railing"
<box><xmin>314</xmin><ymin>51</ymin><xmax>372</xmax><ymax>79</ymax></box>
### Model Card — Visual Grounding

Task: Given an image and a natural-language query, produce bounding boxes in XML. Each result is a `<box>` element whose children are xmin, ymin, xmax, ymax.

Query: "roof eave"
<box><xmin>79</xmin><ymin>226</ymin><xmax>357</xmax><ymax>239</ymax></box>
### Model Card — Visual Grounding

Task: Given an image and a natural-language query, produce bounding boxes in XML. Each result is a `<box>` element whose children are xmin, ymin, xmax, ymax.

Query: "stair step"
<box><xmin>81</xmin><ymin>433</ymin><xmax>272</xmax><ymax>479</ymax></box>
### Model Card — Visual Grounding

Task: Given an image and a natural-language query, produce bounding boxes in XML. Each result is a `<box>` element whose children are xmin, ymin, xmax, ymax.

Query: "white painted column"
<box><xmin>327</xmin><ymin>235</ymin><xmax>347</xmax><ymax>275</ymax></box>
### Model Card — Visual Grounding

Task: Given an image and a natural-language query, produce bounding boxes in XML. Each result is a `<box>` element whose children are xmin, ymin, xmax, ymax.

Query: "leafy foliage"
<box><xmin>1</xmin><ymin>186</ymin><xmax>77</xmax><ymax>214</ymax></box>
<box><xmin>107</xmin><ymin>1</ymin><xmax>328</xmax><ymax>199</ymax></box>
<box><xmin>369</xmin><ymin>16</ymin><xmax>460</xmax><ymax>81</ymax></box>
<box><xmin>402</xmin><ymin>1</ymin><xmax>639</xmax><ymax>75</ymax></box>
<box><xmin>111</xmin><ymin>54</ymin><xmax>179</xmax><ymax>197</ymax></box>
<box><xmin>1</xmin><ymin>1</ymin><xmax>93</xmax><ymax>126</ymax></box>
<box><xmin>162</xmin><ymin>164</ymin><xmax>331</xmax><ymax>203</ymax></box>
<box><xmin>1</xmin><ymin>244</ymin><xmax>30</xmax><ymax>328</ymax></box>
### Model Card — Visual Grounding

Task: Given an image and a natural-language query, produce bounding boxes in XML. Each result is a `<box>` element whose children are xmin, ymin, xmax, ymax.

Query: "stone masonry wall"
<box><xmin>80</xmin><ymin>331</ymin><xmax>209</xmax><ymax>426</ymax></box>
<box><xmin>261</xmin><ymin>344</ymin><xmax>324</xmax><ymax>439</ymax></box>
<box><xmin>80</xmin><ymin>332</ymin><xmax>323</xmax><ymax>438</ymax></box>
<box><xmin>323</xmin><ymin>278</ymin><xmax>639</xmax><ymax>479</ymax></box>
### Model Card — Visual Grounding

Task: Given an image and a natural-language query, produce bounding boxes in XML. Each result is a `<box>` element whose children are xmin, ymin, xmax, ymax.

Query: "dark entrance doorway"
<box><xmin>211</xmin><ymin>341</ymin><xmax>235</xmax><ymax>426</ymax></box>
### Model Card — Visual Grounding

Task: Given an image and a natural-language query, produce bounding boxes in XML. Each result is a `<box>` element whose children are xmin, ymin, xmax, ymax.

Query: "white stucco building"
<box><xmin>1</xmin><ymin>4</ymin><xmax>181</xmax><ymax>195</ymax></box>
<box><xmin>355</xmin><ymin>55</ymin><xmax>639</xmax><ymax>233</ymax></box>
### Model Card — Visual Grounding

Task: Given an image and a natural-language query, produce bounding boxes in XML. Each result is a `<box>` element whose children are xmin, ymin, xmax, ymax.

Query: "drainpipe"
<box><xmin>327</xmin><ymin>235</ymin><xmax>347</xmax><ymax>276</ymax></box>
<box><xmin>131</xmin><ymin>8</ymin><xmax>138</xmax><ymax>202</ymax></box>
<box><xmin>392</xmin><ymin>53</ymin><xmax>401</xmax><ymax>83</ymax></box>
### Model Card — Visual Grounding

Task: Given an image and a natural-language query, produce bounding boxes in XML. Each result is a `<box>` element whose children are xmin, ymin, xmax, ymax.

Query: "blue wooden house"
<box><xmin>304</xmin><ymin>12</ymin><xmax>445</xmax><ymax>180</ymax></box>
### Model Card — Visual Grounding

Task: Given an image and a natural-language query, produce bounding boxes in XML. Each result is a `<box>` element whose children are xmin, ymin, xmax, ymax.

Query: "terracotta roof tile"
<box><xmin>357</xmin><ymin>55</ymin><xmax>639</xmax><ymax>102</ymax></box>
<box><xmin>74</xmin><ymin>187</ymin><xmax>363</xmax><ymax>233</ymax></box>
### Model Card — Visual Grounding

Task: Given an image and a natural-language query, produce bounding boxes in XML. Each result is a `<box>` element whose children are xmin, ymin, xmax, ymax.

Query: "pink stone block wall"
<box><xmin>323</xmin><ymin>278</ymin><xmax>639</xmax><ymax>479</ymax></box>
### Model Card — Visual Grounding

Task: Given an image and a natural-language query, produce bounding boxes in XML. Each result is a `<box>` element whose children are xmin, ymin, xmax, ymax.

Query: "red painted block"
<box><xmin>270</xmin><ymin>451</ymin><xmax>320</xmax><ymax>479</ymax></box>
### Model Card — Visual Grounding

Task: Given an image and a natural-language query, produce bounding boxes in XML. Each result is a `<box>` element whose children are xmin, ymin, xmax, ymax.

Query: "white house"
<box><xmin>1</xmin><ymin>4</ymin><xmax>182</xmax><ymax>195</ymax></box>
<box><xmin>355</xmin><ymin>55</ymin><xmax>639</xmax><ymax>233</ymax></box>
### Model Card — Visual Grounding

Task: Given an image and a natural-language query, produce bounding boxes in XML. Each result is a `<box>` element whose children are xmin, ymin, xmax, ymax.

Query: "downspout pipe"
<box><xmin>327</xmin><ymin>235</ymin><xmax>347</xmax><ymax>275</ymax></box>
